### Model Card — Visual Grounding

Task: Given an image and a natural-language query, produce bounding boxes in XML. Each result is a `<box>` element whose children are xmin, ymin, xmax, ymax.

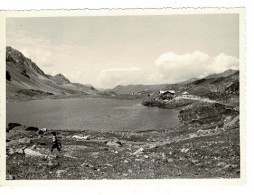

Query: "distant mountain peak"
<box><xmin>6</xmin><ymin>46</ymin><xmax>98</xmax><ymax>99</ymax></box>
<box><xmin>6</xmin><ymin>46</ymin><xmax>46</xmax><ymax>77</ymax></box>
<box><xmin>52</xmin><ymin>73</ymin><xmax>71</xmax><ymax>85</ymax></box>
<box><xmin>205</xmin><ymin>69</ymin><xmax>238</xmax><ymax>79</ymax></box>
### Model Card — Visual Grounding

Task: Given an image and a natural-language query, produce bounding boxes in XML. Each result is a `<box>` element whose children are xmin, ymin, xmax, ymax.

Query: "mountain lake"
<box><xmin>7</xmin><ymin>97</ymin><xmax>180</xmax><ymax>131</ymax></box>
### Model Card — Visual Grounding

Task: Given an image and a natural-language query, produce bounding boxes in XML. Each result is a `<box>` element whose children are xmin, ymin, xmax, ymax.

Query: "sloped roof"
<box><xmin>160</xmin><ymin>90</ymin><xmax>175</xmax><ymax>94</ymax></box>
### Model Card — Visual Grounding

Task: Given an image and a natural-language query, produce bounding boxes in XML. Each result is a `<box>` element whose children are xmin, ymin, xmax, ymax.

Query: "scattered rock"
<box><xmin>63</xmin><ymin>154</ymin><xmax>77</xmax><ymax>159</ymax></box>
<box><xmin>25</xmin><ymin>126</ymin><xmax>39</xmax><ymax>131</ymax></box>
<box><xmin>15</xmin><ymin>148</ymin><xmax>26</xmax><ymax>155</ymax></box>
<box><xmin>217</xmin><ymin>162</ymin><xmax>227</xmax><ymax>167</ymax></box>
<box><xmin>7</xmin><ymin>148</ymin><xmax>14</xmax><ymax>155</ymax></box>
<box><xmin>224</xmin><ymin>116</ymin><xmax>239</xmax><ymax>129</ymax></box>
<box><xmin>191</xmin><ymin>159</ymin><xmax>200</xmax><ymax>164</ymax></box>
<box><xmin>56</xmin><ymin>170</ymin><xmax>66</xmax><ymax>177</ymax></box>
<box><xmin>72</xmin><ymin>135</ymin><xmax>90</xmax><ymax>140</ymax></box>
<box><xmin>6</xmin><ymin>174</ymin><xmax>15</xmax><ymax>180</ymax></box>
<box><xmin>180</xmin><ymin>148</ymin><xmax>189</xmax><ymax>153</ymax></box>
<box><xmin>30</xmin><ymin>145</ymin><xmax>37</xmax><ymax>150</ymax></box>
<box><xmin>8</xmin><ymin>123</ymin><xmax>21</xmax><ymax>130</ymax></box>
<box><xmin>124</xmin><ymin>160</ymin><xmax>129</xmax><ymax>163</ymax></box>
<box><xmin>166</xmin><ymin>158</ymin><xmax>174</xmax><ymax>163</ymax></box>
<box><xmin>24</xmin><ymin>148</ymin><xmax>45</xmax><ymax>157</ymax></box>
<box><xmin>106</xmin><ymin>140</ymin><xmax>122</xmax><ymax>147</ymax></box>
<box><xmin>223</xmin><ymin>164</ymin><xmax>238</xmax><ymax>169</ymax></box>
<box><xmin>40</xmin><ymin>128</ymin><xmax>47</xmax><ymax>132</ymax></box>
<box><xmin>148</xmin><ymin>144</ymin><xmax>158</xmax><ymax>149</ymax></box>
<box><xmin>18</xmin><ymin>137</ymin><xmax>31</xmax><ymax>144</ymax></box>
<box><xmin>161</xmin><ymin>153</ymin><xmax>166</xmax><ymax>160</ymax></box>
<box><xmin>196</xmin><ymin>129</ymin><xmax>212</xmax><ymax>136</ymax></box>
<box><xmin>44</xmin><ymin>154</ymin><xmax>56</xmax><ymax>161</ymax></box>
<box><xmin>37</xmin><ymin>130</ymin><xmax>45</xmax><ymax>135</ymax></box>
<box><xmin>82</xmin><ymin>163</ymin><xmax>94</xmax><ymax>168</ymax></box>
<box><xmin>133</xmin><ymin>147</ymin><xmax>144</xmax><ymax>156</ymax></box>
<box><xmin>47</xmin><ymin>161</ymin><xmax>60</xmax><ymax>169</ymax></box>
<box><xmin>144</xmin><ymin>155</ymin><xmax>149</xmax><ymax>159</ymax></box>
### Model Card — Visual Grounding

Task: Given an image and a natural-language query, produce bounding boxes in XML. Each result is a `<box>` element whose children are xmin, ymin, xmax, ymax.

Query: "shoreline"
<box><xmin>6</xmin><ymin>98</ymin><xmax>240</xmax><ymax>180</ymax></box>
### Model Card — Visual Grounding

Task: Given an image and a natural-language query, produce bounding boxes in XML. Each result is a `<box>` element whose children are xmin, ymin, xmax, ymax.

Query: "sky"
<box><xmin>6</xmin><ymin>14</ymin><xmax>239</xmax><ymax>89</ymax></box>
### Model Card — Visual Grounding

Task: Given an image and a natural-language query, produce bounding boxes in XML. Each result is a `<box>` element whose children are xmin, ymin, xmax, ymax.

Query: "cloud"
<box><xmin>153</xmin><ymin>51</ymin><xmax>239</xmax><ymax>83</ymax></box>
<box><xmin>97</xmin><ymin>51</ymin><xmax>239</xmax><ymax>88</ymax></box>
<box><xmin>6</xmin><ymin>19</ymin><xmax>239</xmax><ymax>88</ymax></box>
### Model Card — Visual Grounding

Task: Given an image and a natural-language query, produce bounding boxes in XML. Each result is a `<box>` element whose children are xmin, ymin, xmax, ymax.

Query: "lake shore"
<box><xmin>6</xmin><ymin>98</ymin><xmax>240</xmax><ymax>179</ymax></box>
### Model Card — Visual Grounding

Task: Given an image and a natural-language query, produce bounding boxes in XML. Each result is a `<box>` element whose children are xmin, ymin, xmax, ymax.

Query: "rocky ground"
<box><xmin>6</xmin><ymin>98</ymin><xmax>240</xmax><ymax>180</ymax></box>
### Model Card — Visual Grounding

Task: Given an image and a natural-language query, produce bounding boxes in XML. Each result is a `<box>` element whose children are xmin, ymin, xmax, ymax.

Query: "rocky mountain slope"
<box><xmin>176</xmin><ymin>77</ymin><xmax>199</xmax><ymax>85</ymax></box>
<box><xmin>110</xmin><ymin>69</ymin><xmax>239</xmax><ymax>102</ymax></box>
<box><xmin>48</xmin><ymin>74</ymin><xmax>71</xmax><ymax>85</ymax></box>
<box><xmin>6</xmin><ymin>46</ymin><xmax>97</xmax><ymax>100</ymax></box>
<box><xmin>204</xmin><ymin>69</ymin><xmax>238</xmax><ymax>79</ymax></box>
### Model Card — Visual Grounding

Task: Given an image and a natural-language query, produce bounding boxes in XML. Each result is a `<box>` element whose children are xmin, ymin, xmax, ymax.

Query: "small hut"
<box><xmin>159</xmin><ymin>90</ymin><xmax>175</xmax><ymax>100</ymax></box>
<box><xmin>182</xmin><ymin>91</ymin><xmax>190</xmax><ymax>97</ymax></box>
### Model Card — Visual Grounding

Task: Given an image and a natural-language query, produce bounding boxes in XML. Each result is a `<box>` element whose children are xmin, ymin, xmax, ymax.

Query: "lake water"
<box><xmin>7</xmin><ymin>97</ymin><xmax>180</xmax><ymax>131</ymax></box>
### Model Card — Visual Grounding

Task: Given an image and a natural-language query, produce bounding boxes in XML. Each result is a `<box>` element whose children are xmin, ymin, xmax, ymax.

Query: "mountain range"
<box><xmin>6</xmin><ymin>46</ymin><xmax>239</xmax><ymax>102</ymax></box>
<box><xmin>109</xmin><ymin>69</ymin><xmax>239</xmax><ymax>101</ymax></box>
<box><xmin>6</xmin><ymin>46</ymin><xmax>97</xmax><ymax>100</ymax></box>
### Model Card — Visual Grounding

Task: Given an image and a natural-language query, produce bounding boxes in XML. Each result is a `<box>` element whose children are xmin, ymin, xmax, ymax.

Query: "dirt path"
<box><xmin>177</xmin><ymin>96</ymin><xmax>236</xmax><ymax>108</ymax></box>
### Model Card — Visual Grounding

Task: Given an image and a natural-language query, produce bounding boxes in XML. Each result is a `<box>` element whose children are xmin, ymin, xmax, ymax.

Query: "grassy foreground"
<box><xmin>6</xmin><ymin>99</ymin><xmax>240</xmax><ymax>180</ymax></box>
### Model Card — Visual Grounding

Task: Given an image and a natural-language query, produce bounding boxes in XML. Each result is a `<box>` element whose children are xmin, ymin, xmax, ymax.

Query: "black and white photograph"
<box><xmin>2</xmin><ymin>9</ymin><xmax>244</xmax><ymax>181</ymax></box>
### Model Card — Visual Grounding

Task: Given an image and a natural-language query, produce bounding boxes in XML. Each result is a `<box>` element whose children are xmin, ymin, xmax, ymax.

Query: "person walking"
<box><xmin>51</xmin><ymin>132</ymin><xmax>61</xmax><ymax>153</ymax></box>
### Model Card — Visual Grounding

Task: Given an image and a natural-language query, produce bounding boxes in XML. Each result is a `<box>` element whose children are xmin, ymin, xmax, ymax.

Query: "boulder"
<box><xmin>133</xmin><ymin>147</ymin><xmax>144</xmax><ymax>156</ymax></box>
<box><xmin>180</xmin><ymin>148</ymin><xmax>189</xmax><ymax>153</ymax></box>
<box><xmin>18</xmin><ymin>137</ymin><xmax>31</xmax><ymax>144</ymax></box>
<box><xmin>166</xmin><ymin>158</ymin><xmax>174</xmax><ymax>163</ymax></box>
<box><xmin>25</xmin><ymin>126</ymin><xmax>39</xmax><ymax>131</ymax></box>
<box><xmin>40</xmin><ymin>128</ymin><xmax>47</xmax><ymax>132</ymax></box>
<box><xmin>24</xmin><ymin>148</ymin><xmax>45</xmax><ymax>157</ymax></box>
<box><xmin>72</xmin><ymin>135</ymin><xmax>90</xmax><ymax>140</ymax></box>
<box><xmin>217</xmin><ymin>162</ymin><xmax>227</xmax><ymax>167</ymax></box>
<box><xmin>148</xmin><ymin>144</ymin><xmax>159</xmax><ymax>149</ymax></box>
<box><xmin>15</xmin><ymin>147</ymin><xmax>27</xmax><ymax>155</ymax></box>
<box><xmin>106</xmin><ymin>140</ymin><xmax>122</xmax><ymax>147</ymax></box>
<box><xmin>56</xmin><ymin>170</ymin><xmax>66</xmax><ymax>177</ymax></box>
<box><xmin>8</xmin><ymin>123</ymin><xmax>21</xmax><ymax>130</ymax></box>
<box><xmin>6</xmin><ymin>148</ymin><xmax>15</xmax><ymax>155</ymax></box>
<box><xmin>47</xmin><ymin>161</ymin><xmax>60</xmax><ymax>169</ymax></box>
<box><xmin>37</xmin><ymin>130</ymin><xmax>45</xmax><ymax>135</ymax></box>
<box><xmin>81</xmin><ymin>163</ymin><xmax>94</xmax><ymax>168</ymax></box>
<box><xmin>6</xmin><ymin>174</ymin><xmax>15</xmax><ymax>180</ymax></box>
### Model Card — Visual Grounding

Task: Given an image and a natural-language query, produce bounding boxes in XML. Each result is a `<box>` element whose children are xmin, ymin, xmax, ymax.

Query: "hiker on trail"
<box><xmin>51</xmin><ymin>132</ymin><xmax>61</xmax><ymax>153</ymax></box>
